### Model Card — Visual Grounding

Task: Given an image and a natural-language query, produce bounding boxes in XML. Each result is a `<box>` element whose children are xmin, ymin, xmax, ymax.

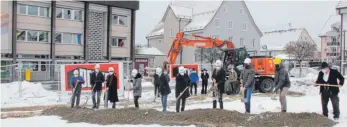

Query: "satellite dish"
<box><xmin>262</xmin><ymin>45</ymin><xmax>267</xmax><ymax>50</ymax></box>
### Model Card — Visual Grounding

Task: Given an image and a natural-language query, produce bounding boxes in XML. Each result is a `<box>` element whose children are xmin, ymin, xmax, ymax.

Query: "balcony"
<box><xmin>326</xmin><ymin>53</ymin><xmax>340</xmax><ymax>56</ymax></box>
<box><xmin>327</xmin><ymin>41</ymin><xmax>340</xmax><ymax>46</ymax></box>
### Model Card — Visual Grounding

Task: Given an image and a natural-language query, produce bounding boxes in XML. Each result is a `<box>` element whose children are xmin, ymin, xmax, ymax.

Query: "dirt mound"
<box><xmin>42</xmin><ymin>107</ymin><xmax>337</xmax><ymax>127</ymax></box>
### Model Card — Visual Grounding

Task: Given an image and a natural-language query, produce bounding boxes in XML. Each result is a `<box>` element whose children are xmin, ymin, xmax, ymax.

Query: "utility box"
<box><xmin>25</xmin><ymin>69</ymin><xmax>31</xmax><ymax>81</ymax></box>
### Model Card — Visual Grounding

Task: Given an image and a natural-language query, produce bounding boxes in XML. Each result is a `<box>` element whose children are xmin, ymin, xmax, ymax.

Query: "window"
<box><xmin>18</xmin><ymin>4</ymin><xmax>26</xmax><ymax>14</ymax></box>
<box><xmin>27</xmin><ymin>31</ymin><xmax>38</xmax><ymax>42</ymax></box>
<box><xmin>228</xmin><ymin>21</ymin><xmax>233</xmax><ymax>29</ymax></box>
<box><xmin>242</xmin><ymin>23</ymin><xmax>248</xmax><ymax>31</ymax></box>
<box><xmin>228</xmin><ymin>36</ymin><xmax>233</xmax><ymax>42</ymax></box>
<box><xmin>41</xmin><ymin>62</ymin><xmax>47</xmax><ymax>71</ymax></box>
<box><xmin>252</xmin><ymin>39</ymin><xmax>255</xmax><ymax>47</ymax></box>
<box><xmin>223</xmin><ymin>5</ymin><xmax>228</xmax><ymax>13</ymax></box>
<box><xmin>55</xmin><ymin>33</ymin><xmax>62</xmax><ymax>43</ymax></box>
<box><xmin>170</xmin><ymin>29</ymin><xmax>174</xmax><ymax>37</ymax></box>
<box><xmin>39</xmin><ymin>31</ymin><xmax>48</xmax><ymax>42</ymax></box>
<box><xmin>74</xmin><ymin>10</ymin><xmax>82</xmax><ymax>21</ymax></box>
<box><xmin>112</xmin><ymin>37</ymin><xmax>126</xmax><ymax>47</ymax></box>
<box><xmin>240</xmin><ymin>38</ymin><xmax>244</xmax><ymax>46</ymax></box>
<box><xmin>55</xmin><ymin>32</ymin><xmax>82</xmax><ymax>44</ymax></box>
<box><xmin>215</xmin><ymin>19</ymin><xmax>220</xmax><ymax>28</ymax></box>
<box><xmin>63</xmin><ymin>9</ymin><xmax>72</xmax><ymax>19</ymax></box>
<box><xmin>240</xmin><ymin>8</ymin><xmax>244</xmax><ymax>15</ymax></box>
<box><xmin>39</xmin><ymin>7</ymin><xmax>48</xmax><ymax>17</ymax></box>
<box><xmin>27</xmin><ymin>6</ymin><xmax>38</xmax><ymax>16</ymax></box>
<box><xmin>112</xmin><ymin>15</ymin><xmax>127</xmax><ymax>25</ymax></box>
<box><xmin>16</xmin><ymin>30</ymin><xmax>26</xmax><ymax>40</ymax></box>
<box><xmin>56</xmin><ymin>8</ymin><xmax>62</xmax><ymax>18</ymax></box>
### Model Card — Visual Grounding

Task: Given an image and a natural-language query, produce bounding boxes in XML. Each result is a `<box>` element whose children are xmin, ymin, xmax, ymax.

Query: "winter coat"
<box><xmin>159</xmin><ymin>73</ymin><xmax>171</xmax><ymax>95</ymax></box>
<box><xmin>228</xmin><ymin>70</ymin><xmax>238</xmax><ymax>83</ymax></box>
<box><xmin>212</xmin><ymin>68</ymin><xmax>226</xmax><ymax>93</ymax></box>
<box><xmin>130</xmin><ymin>73</ymin><xmax>142</xmax><ymax>97</ymax></box>
<box><xmin>189</xmin><ymin>70</ymin><xmax>199</xmax><ymax>83</ymax></box>
<box><xmin>90</xmin><ymin>71</ymin><xmax>105</xmax><ymax>91</ymax></box>
<box><xmin>106</xmin><ymin>74</ymin><xmax>119</xmax><ymax>103</ymax></box>
<box><xmin>153</xmin><ymin>74</ymin><xmax>160</xmax><ymax>86</ymax></box>
<box><xmin>316</xmin><ymin>68</ymin><xmax>344</xmax><ymax>95</ymax></box>
<box><xmin>274</xmin><ymin>63</ymin><xmax>291</xmax><ymax>91</ymax></box>
<box><xmin>70</xmin><ymin>76</ymin><xmax>85</xmax><ymax>94</ymax></box>
<box><xmin>241</xmin><ymin>65</ymin><xmax>255</xmax><ymax>89</ymax></box>
<box><xmin>175</xmin><ymin>74</ymin><xmax>190</xmax><ymax>99</ymax></box>
<box><xmin>201</xmin><ymin>72</ymin><xmax>209</xmax><ymax>84</ymax></box>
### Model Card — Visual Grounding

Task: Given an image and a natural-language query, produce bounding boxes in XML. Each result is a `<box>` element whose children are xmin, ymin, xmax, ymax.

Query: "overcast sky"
<box><xmin>135</xmin><ymin>0</ymin><xmax>340</xmax><ymax>46</ymax></box>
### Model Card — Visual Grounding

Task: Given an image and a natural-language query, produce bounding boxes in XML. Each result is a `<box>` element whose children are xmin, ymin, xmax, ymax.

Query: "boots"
<box><xmin>219</xmin><ymin>101</ymin><xmax>223</xmax><ymax>109</ymax></box>
<box><xmin>112</xmin><ymin>103</ymin><xmax>116</xmax><ymax>109</ymax></box>
<box><xmin>213</xmin><ymin>101</ymin><xmax>217</xmax><ymax>109</ymax></box>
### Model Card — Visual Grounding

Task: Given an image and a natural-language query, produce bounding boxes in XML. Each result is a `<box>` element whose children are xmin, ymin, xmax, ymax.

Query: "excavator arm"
<box><xmin>164</xmin><ymin>32</ymin><xmax>236</xmax><ymax>71</ymax></box>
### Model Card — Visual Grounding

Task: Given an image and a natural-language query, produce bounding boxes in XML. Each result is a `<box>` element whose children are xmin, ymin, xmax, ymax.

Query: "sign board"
<box><xmin>169</xmin><ymin>64</ymin><xmax>199</xmax><ymax>78</ymax></box>
<box><xmin>60</xmin><ymin>63</ymin><xmax>124</xmax><ymax>95</ymax></box>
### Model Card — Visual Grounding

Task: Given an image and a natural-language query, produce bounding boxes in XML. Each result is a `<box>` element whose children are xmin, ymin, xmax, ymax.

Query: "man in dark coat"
<box><xmin>90</xmin><ymin>64</ymin><xmax>105</xmax><ymax>109</ymax></box>
<box><xmin>212</xmin><ymin>60</ymin><xmax>226</xmax><ymax>109</ymax></box>
<box><xmin>105</xmin><ymin>67</ymin><xmax>119</xmax><ymax>109</ymax></box>
<box><xmin>201</xmin><ymin>68</ymin><xmax>209</xmax><ymax>94</ymax></box>
<box><xmin>157</xmin><ymin>67</ymin><xmax>171</xmax><ymax>112</ymax></box>
<box><xmin>70</xmin><ymin>70</ymin><xmax>85</xmax><ymax>108</ymax></box>
<box><xmin>153</xmin><ymin>70</ymin><xmax>161</xmax><ymax>97</ymax></box>
<box><xmin>272</xmin><ymin>57</ymin><xmax>290</xmax><ymax>113</ymax></box>
<box><xmin>315</xmin><ymin>62</ymin><xmax>344</xmax><ymax>120</ymax></box>
<box><xmin>176</xmin><ymin>66</ymin><xmax>190</xmax><ymax>112</ymax></box>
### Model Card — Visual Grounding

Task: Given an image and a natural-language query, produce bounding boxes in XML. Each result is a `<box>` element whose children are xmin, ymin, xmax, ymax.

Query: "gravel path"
<box><xmin>42</xmin><ymin>106</ymin><xmax>337</xmax><ymax>127</ymax></box>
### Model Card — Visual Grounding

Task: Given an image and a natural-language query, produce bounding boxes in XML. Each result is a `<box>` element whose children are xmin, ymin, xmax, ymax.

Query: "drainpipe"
<box><xmin>340</xmin><ymin>14</ymin><xmax>344</xmax><ymax>74</ymax></box>
<box><xmin>179</xmin><ymin>18</ymin><xmax>182</xmax><ymax>64</ymax></box>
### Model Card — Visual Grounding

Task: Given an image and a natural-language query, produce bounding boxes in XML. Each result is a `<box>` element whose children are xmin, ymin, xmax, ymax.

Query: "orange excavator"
<box><xmin>163</xmin><ymin>32</ymin><xmax>276</xmax><ymax>93</ymax></box>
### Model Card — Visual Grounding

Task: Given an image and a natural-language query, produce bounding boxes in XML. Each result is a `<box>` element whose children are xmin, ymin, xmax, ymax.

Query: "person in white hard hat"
<box><xmin>129</xmin><ymin>69</ymin><xmax>142</xmax><ymax>108</ymax></box>
<box><xmin>156</xmin><ymin>67</ymin><xmax>171</xmax><ymax>112</ymax></box>
<box><xmin>90</xmin><ymin>64</ymin><xmax>105</xmax><ymax>109</ymax></box>
<box><xmin>211</xmin><ymin>59</ymin><xmax>226</xmax><ymax>109</ymax></box>
<box><xmin>240</xmin><ymin>58</ymin><xmax>255</xmax><ymax>114</ymax></box>
<box><xmin>70</xmin><ymin>70</ymin><xmax>85</xmax><ymax>108</ymax></box>
<box><xmin>105</xmin><ymin>67</ymin><xmax>119</xmax><ymax>109</ymax></box>
<box><xmin>175</xmin><ymin>66</ymin><xmax>190</xmax><ymax>112</ymax></box>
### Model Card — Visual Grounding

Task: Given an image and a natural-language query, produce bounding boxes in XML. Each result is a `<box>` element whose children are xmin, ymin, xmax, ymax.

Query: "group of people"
<box><xmin>69</xmin><ymin>58</ymin><xmax>344</xmax><ymax>120</ymax></box>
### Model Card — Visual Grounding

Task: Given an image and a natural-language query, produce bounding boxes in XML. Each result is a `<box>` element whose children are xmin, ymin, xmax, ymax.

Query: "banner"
<box><xmin>169</xmin><ymin>64</ymin><xmax>199</xmax><ymax>78</ymax></box>
<box><xmin>60</xmin><ymin>63</ymin><xmax>124</xmax><ymax>94</ymax></box>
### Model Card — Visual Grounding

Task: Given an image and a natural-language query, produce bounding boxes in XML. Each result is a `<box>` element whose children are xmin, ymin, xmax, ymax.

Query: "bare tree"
<box><xmin>284</xmin><ymin>41</ymin><xmax>317</xmax><ymax>77</ymax></box>
<box><xmin>195</xmin><ymin>48</ymin><xmax>223</xmax><ymax>70</ymax></box>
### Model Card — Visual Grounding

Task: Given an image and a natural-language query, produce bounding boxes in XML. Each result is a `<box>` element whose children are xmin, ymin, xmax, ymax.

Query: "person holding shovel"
<box><xmin>272</xmin><ymin>57</ymin><xmax>291</xmax><ymax>113</ymax></box>
<box><xmin>157</xmin><ymin>67</ymin><xmax>171</xmax><ymax>112</ymax></box>
<box><xmin>105</xmin><ymin>67</ymin><xmax>119</xmax><ymax>109</ymax></box>
<box><xmin>315</xmin><ymin>62</ymin><xmax>344</xmax><ymax>120</ymax></box>
<box><xmin>241</xmin><ymin>58</ymin><xmax>255</xmax><ymax>114</ymax></box>
<box><xmin>175</xmin><ymin>66</ymin><xmax>190</xmax><ymax>112</ymax></box>
<box><xmin>129</xmin><ymin>69</ymin><xmax>142</xmax><ymax>109</ymax></box>
<box><xmin>212</xmin><ymin>60</ymin><xmax>226</xmax><ymax>109</ymax></box>
<box><xmin>90</xmin><ymin>64</ymin><xmax>105</xmax><ymax>109</ymax></box>
<box><xmin>70</xmin><ymin>70</ymin><xmax>85</xmax><ymax>108</ymax></box>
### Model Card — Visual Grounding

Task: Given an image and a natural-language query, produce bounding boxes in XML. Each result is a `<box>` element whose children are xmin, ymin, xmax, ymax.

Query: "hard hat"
<box><xmin>131</xmin><ymin>69</ymin><xmax>138</xmax><ymax>77</ymax></box>
<box><xmin>108</xmin><ymin>67</ymin><xmax>114</xmax><ymax>72</ymax></box>
<box><xmin>73</xmin><ymin>70</ymin><xmax>78</xmax><ymax>75</ymax></box>
<box><xmin>274</xmin><ymin>57</ymin><xmax>282</xmax><ymax>65</ymax></box>
<box><xmin>215</xmin><ymin>60</ymin><xmax>222</xmax><ymax>67</ymax></box>
<box><xmin>244</xmin><ymin>58</ymin><xmax>251</xmax><ymax>64</ymax></box>
<box><xmin>155</xmin><ymin>67</ymin><xmax>162</xmax><ymax>73</ymax></box>
<box><xmin>95</xmin><ymin>64</ymin><xmax>100</xmax><ymax>69</ymax></box>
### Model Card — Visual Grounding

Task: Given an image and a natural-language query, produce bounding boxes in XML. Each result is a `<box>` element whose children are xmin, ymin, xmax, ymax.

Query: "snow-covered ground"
<box><xmin>1</xmin><ymin>73</ymin><xmax>347</xmax><ymax>127</ymax></box>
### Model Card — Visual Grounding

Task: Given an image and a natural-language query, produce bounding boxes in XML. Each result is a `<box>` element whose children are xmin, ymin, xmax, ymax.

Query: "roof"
<box><xmin>319</xmin><ymin>15</ymin><xmax>340</xmax><ymax>37</ymax></box>
<box><xmin>260</xmin><ymin>28</ymin><xmax>304</xmax><ymax>51</ymax></box>
<box><xmin>183</xmin><ymin>11</ymin><xmax>216</xmax><ymax>31</ymax></box>
<box><xmin>135</xmin><ymin>47</ymin><xmax>165</xmax><ymax>56</ymax></box>
<box><xmin>170</xmin><ymin>5</ymin><xmax>193</xmax><ymax>19</ymax></box>
<box><xmin>336</xmin><ymin>0</ymin><xmax>347</xmax><ymax>9</ymax></box>
<box><xmin>147</xmin><ymin>22</ymin><xmax>164</xmax><ymax>37</ymax></box>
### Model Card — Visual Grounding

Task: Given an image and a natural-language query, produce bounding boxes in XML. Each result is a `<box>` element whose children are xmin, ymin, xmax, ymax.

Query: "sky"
<box><xmin>135</xmin><ymin>0</ymin><xmax>340</xmax><ymax>46</ymax></box>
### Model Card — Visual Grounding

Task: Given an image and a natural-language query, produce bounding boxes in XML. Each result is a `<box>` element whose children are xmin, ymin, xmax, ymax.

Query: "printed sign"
<box><xmin>60</xmin><ymin>63</ymin><xmax>124</xmax><ymax>94</ymax></box>
<box><xmin>169</xmin><ymin>64</ymin><xmax>199</xmax><ymax>78</ymax></box>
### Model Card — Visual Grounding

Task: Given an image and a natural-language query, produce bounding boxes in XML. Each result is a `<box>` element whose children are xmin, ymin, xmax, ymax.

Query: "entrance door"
<box><xmin>135</xmin><ymin>58</ymin><xmax>148</xmax><ymax>76</ymax></box>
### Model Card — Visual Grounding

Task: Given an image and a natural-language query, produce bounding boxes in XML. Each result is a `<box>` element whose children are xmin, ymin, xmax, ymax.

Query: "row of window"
<box><xmin>17</xmin><ymin>4</ymin><xmax>128</xmax><ymax>25</ymax></box>
<box><xmin>215</xmin><ymin>19</ymin><xmax>248</xmax><ymax>31</ymax></box>
<box><xmin>16</xmin><ymin>30</ymin><xmax>126</xmax><ymax>47</ymax></box>
<box><xmin>227</xmin><ymin>36</ymin><xmax>255</xmax><ymax>47</ymax></box>
<box><xmin>222</xmin><ymin>6</ymin><xmax>244</xmax><ymax>15</ymax></box>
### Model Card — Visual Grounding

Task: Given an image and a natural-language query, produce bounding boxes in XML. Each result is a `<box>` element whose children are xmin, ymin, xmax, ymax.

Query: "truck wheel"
<box><xmin>259</xmin><ymin>78</ymin><xmax>274</xmax><ymax>93</ymax></box>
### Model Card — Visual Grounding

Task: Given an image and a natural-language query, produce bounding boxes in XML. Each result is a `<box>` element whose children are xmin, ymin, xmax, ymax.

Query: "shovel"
<box><xmin>124</xmin><ymin>81</ymin><xmax>132</xmax><ymax>108</ymax></box>
<box><xmin>271</xmin><ymin>93</ymin><xmax>278</xmax><ymax>100</ymax></box>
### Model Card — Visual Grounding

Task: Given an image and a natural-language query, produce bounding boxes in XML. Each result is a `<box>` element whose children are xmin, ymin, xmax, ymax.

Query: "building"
<box><xmin>135</xmin><ymin>47</ymin><xmax>165</xmax><ymax>76</ymax></box>
<box><xmin>336</xmin><ymin>0</ymin><xmax>347</xmax><ymax>73</ymax></box>
<box><xmin>319</xmin><ymin>15</ymin><xmax>344</xmax><ymax>63</ymax></box>
<box><xmin>146</xmin><ymin>0</ymin><xmax>262</xmax><ymax>67</ymax></box>
<box><xmin>0</xmin><ymin>1</ymin><xmax>139</xmax><ymax>81</ymax></box>
<box><xmin>259</xmin><ymin>28</ymin><xmax>315</xmax><ymax>57</ymax></box>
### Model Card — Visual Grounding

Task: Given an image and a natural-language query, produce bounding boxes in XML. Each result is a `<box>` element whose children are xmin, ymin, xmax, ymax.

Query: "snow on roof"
<box><xmin>319</xmin><ymin>15</ymin><xmax>340</xmax><ymax>37</ymax></box>
<box><xmin>147</xmin><ymin>22</ymin><xmax>164</xmax><ymax>37</ymax></box>
<box><xmin>260</xmin><ymin>28</ymin><xmax>303</xmax><ymax>51</ymax></box>
<box><xmin>336</xmin><ymin>0</ymin><xmax>347</xmax><ymax>9</ymax></box>
<box><xmin>183</xmin><ymin>11</ymin><xmax>216</xmax><ymax>32</ymax></box>
<box><xmin>170</xmin><ymin>5</ymin><xmax>193</xmax><ymax>19</ymax></box>
<box><xmin>171</xmin><ymin>0</ymin><xmax>223</xmax><ymax>14</ymax></box>
<box><xmin>135</xmin><ymin>47</ymin><xmax>165</xmax><ymax>56</ymax></box>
